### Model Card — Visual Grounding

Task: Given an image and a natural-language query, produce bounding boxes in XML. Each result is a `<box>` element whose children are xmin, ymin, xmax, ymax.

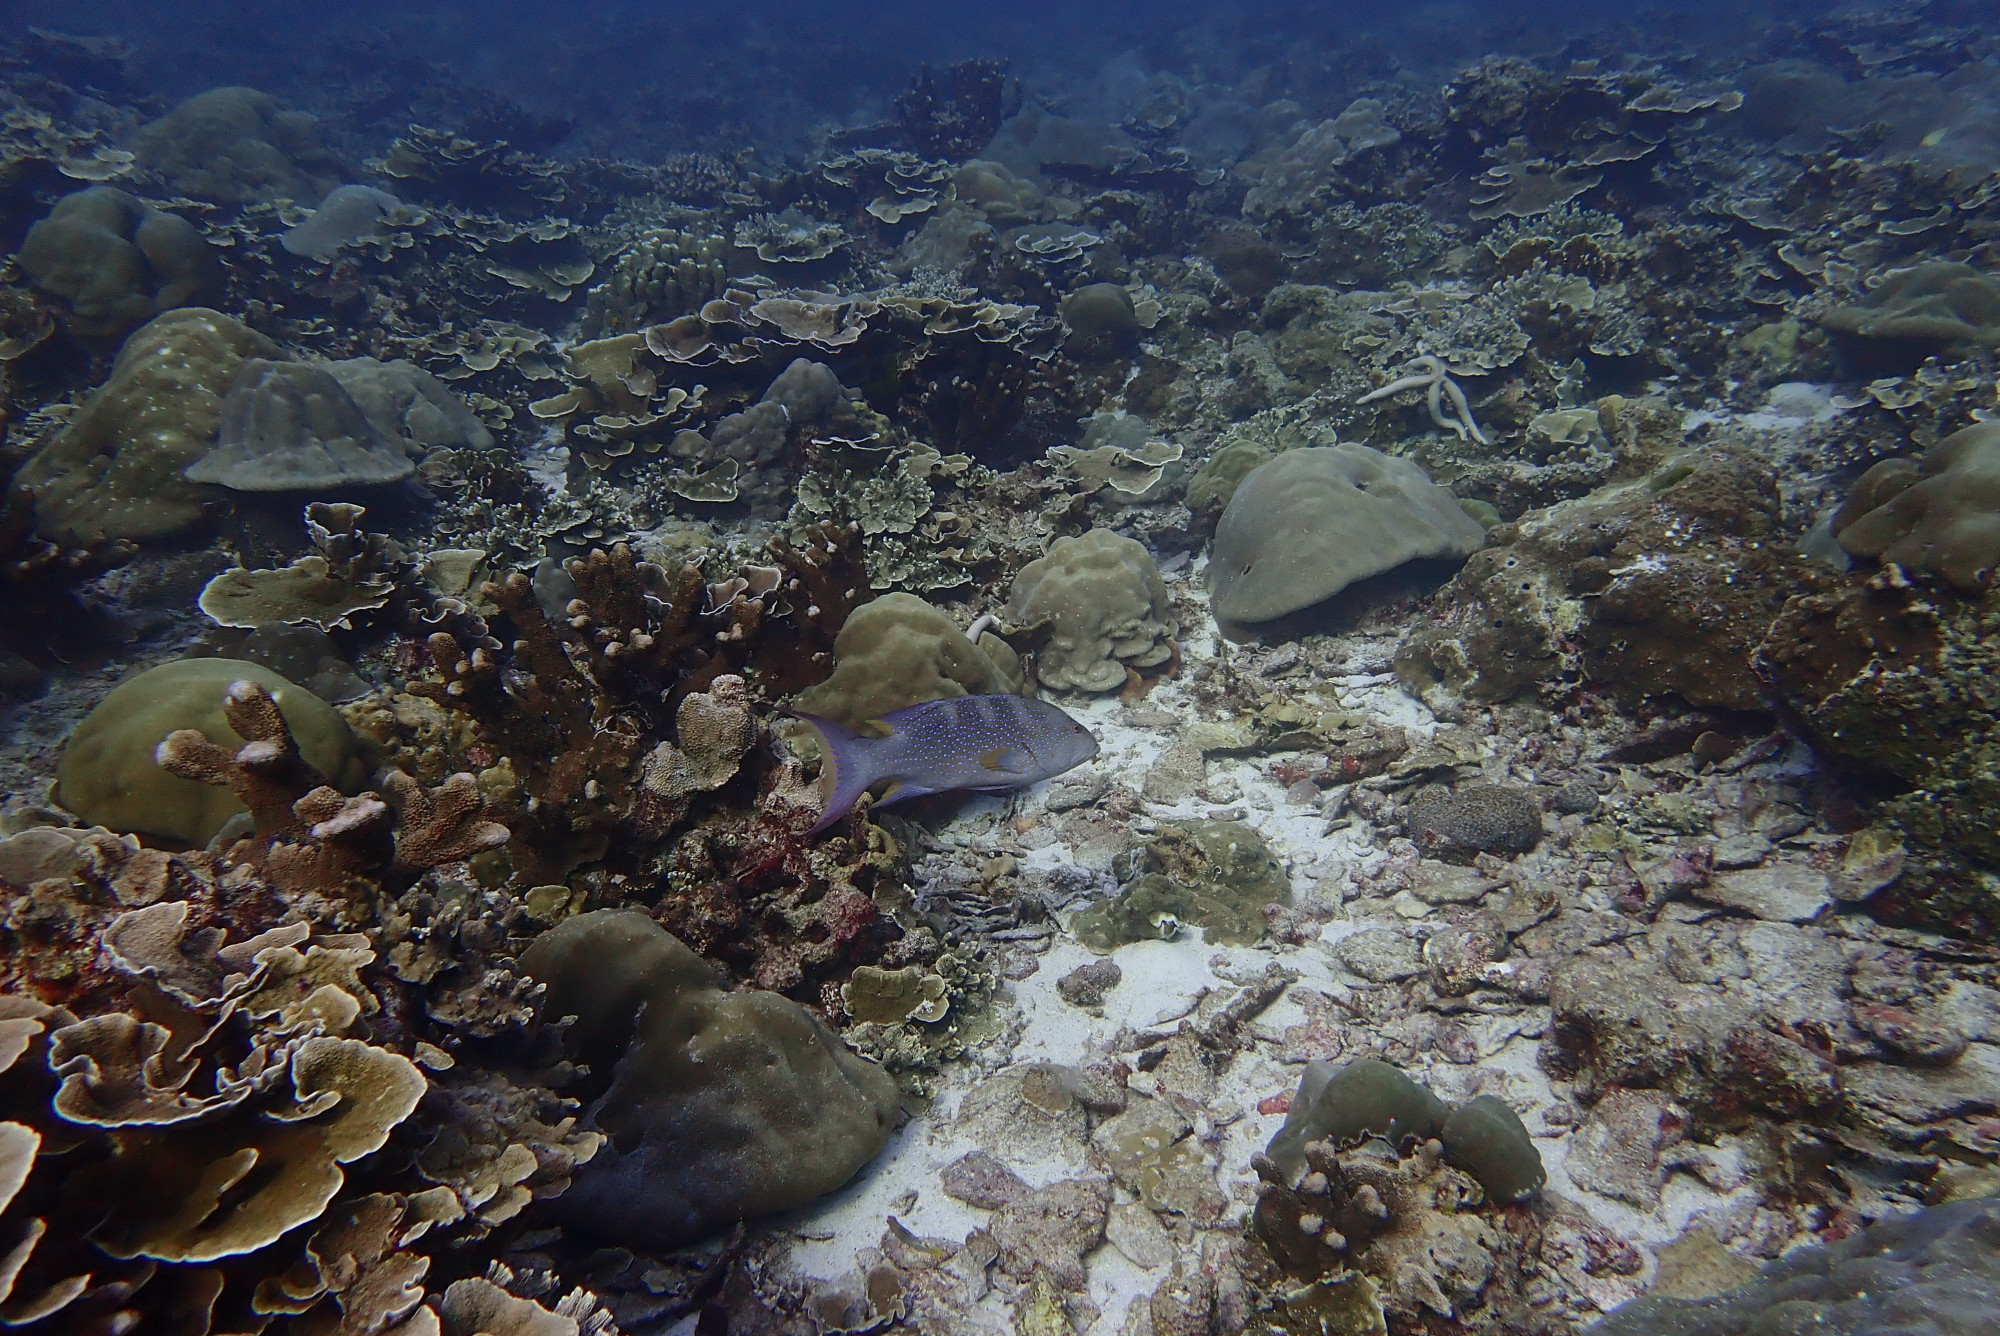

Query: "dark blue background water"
<box><xmin>4</xmin><ymin>0</ymin><xmax>1799</xmax><ymax>159</ymax></box>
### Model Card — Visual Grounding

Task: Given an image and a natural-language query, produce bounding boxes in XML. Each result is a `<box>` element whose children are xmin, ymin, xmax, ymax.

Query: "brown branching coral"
<box><xmin>155</xmin><ymin>678</ymin><xmax>510</xmax><ymax>905</ymax></box>
<box><xmin>405</xmin><ymin>528</ymin><xmax>870</xmax><ymax>882</ymax></box>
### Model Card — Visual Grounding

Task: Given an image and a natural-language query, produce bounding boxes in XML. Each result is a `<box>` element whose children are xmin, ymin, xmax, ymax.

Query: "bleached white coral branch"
<box><xmin>1358</xmin><ymin>355</ymin><xmax>1489</xmax><ymax>445</ymax></box>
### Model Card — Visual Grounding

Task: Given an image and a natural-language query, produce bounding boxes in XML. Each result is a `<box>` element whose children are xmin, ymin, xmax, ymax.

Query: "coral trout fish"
<box><xmin>792</xmin><ymin>694</ymin><xmax>1099</xmax><ymax>835</ymax></box>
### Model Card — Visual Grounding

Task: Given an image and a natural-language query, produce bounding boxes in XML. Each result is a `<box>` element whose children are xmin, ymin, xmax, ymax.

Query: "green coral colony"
<box><xmin>3</xmin><ymin>8</ymin><xmax>2000</xmax><ymax>1336</ymax></box>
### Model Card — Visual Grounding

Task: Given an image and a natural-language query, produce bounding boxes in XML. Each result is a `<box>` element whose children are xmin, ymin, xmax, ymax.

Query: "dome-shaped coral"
<box><xmin>1005</xmin><ymin>529</ymin><xmax>1177</xmax><ymax>692</ymax></box>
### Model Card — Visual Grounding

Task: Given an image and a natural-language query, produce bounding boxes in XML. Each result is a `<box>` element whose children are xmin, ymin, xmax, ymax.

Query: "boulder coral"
<box><xmin>792</xmin><ymin>592</ymin><xmax>1025</xmax><ymax>728</ymax></box>
<box><xmin>518</xmin><ymin>909</ymin><xmax>900</xmax><ymax>1247</ymax></box>
<box><xmin>55</xmin><ymin>658</ymin><xmax>367</xmax><ymax>846</ymax></box>
<box><xmin>1005</xmin><ymin>529</ymin><xmax>1177</xmax><ymax>692</ymax></box>
<box><xmin>1209</xmin><ymin>444</ymin><xmax>1486</xmax><ymax>629</ymax></box>
<box><xmin>16</xmin><ymin>308</ymin><xmax>280</xmax><ymax>543</ymax></box>
<box><xmin>16</xmin><ymin>185</ymin><xmax>221</xmax><ymax>344</ymax></box>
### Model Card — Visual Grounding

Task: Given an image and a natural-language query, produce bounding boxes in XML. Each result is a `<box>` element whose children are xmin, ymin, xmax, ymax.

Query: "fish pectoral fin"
<box><xmin>978</xmin><ymin>746</ymin><xmax>1036</xmax><ymax>775</ymax></box>
<box><xmin>874</xmin><ymin>779</ymin><xmax>936</xmax><ymax>807</ymax></box>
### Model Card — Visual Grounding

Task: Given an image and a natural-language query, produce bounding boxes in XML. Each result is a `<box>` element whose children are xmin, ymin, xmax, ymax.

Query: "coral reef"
<box><xmin>13</xmin><ymin>14</ymin><xmax>2000</xmax><ymax>1333</ymax></box>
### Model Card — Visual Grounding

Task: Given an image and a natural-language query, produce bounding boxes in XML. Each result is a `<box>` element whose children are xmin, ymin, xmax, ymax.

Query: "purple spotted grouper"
<box><xmin>792</xmin><ymin>694</ymin><xmax>1099</xmax><ymax>835</ymax></box>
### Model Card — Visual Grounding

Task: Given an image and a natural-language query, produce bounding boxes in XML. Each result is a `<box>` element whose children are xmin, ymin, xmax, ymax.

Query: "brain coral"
<box><xmin>518</xmin><ymin>909</ymin><xmax>899</xmax><ymax>1247</ymax></box>
<box><xmin>1209</xmin><ymin>444</ymin><xmax>1486</xmax><ymax>626</ymax></box>
<box><xmin>1833</xmin><ymin>421</ymin><xmax>2000</xmax><ymax>590</ymax></box>
<box><xmin>1005</xmin><ymin>529</ymin><xmax>1178</xmax><ymax>692</ymax></box>
<box><xmin>55</xmin><ymin>657</ymin><xmax>367</xmax><ymax>845</ymax></box>
<box><xmin>15</xmin><ymin>308</ymin><xmax>281</xmax><ymax>543</ymax></box>
<box><xmin>127</xmin><ymin>86</ymin><xmax>342</xmax><ymax>204</ymax></box>
<box><xmin>16</xmin><ymin>186</ymin><xmax>222</xmax><ymax>344</ymax></box>
<box><xmin>791</xmin><ymin>592</ymin><xmax>1025</xmax><ymax>727</ymax></box>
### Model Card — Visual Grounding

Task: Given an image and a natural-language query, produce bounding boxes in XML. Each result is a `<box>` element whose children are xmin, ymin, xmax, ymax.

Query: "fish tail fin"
<box><xmin>791</xmin><ymin>712</ymin><xmax>879</xmax><ymax>836</ymax></box>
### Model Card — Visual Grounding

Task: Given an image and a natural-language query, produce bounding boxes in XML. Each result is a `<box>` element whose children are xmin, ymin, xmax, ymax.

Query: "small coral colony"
<box><xmin>3</xmin><ymin>9</ymin><xmax>2000</xmax><ymax>1335</ymax></box>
